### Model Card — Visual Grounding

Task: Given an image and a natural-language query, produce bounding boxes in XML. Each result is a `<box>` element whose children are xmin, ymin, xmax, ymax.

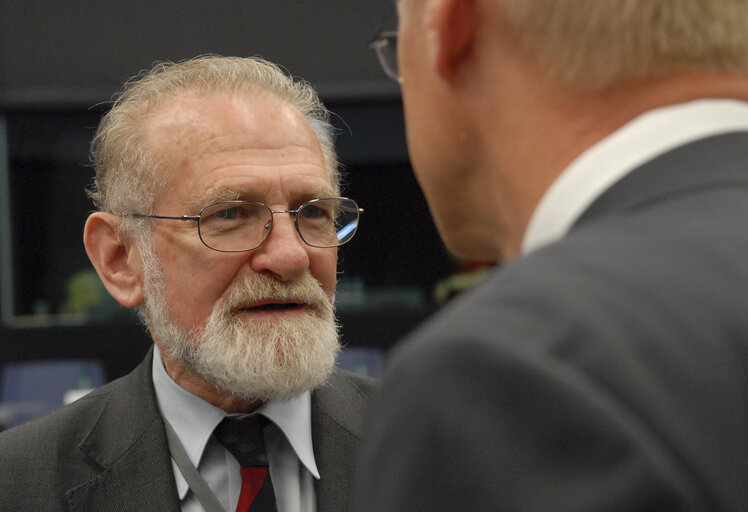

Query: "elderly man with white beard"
<box><xmin>0</xmin><ymin>56</ymin><xmax>376</xmax><ymax>512</ymax></box>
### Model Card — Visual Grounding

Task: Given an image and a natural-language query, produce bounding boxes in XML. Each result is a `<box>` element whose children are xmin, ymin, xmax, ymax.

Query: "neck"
<box><xmin>475</xmin><ymin>70</ymin><xmax>748</xmax><ymax>258</ymax></box>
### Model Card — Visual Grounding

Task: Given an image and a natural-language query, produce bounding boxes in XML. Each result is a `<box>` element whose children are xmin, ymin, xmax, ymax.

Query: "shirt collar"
<box><xmin>152</xmin><ymin>346</ymin><xmax>319</xmax><ymax>500</ymax></box>
<box><xmin>521</xmin><ymin>99</ymin><xmax>748</xmax><ymax>255</ymax></box>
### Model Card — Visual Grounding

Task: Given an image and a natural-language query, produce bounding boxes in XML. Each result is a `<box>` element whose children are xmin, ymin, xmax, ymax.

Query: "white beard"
<box><xmin>141</xmin><ymin>265</ymin><xmax>340</xmax><ymax>401</ymax></box>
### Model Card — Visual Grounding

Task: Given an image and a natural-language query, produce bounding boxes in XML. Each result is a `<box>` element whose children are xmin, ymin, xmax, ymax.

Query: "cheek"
<box><xmin>410</xmin><ymin>143</ymin><xmax>451</xmax><ymax>209</ymax></box>
<box><xmin>160</xmin><ymin>267</ymin><xmax>222</xmax><ymax>330</ymax></box>
<box><xmin>309</xmin><ymin>249</ymin><xmax>338</xmax><ymax>300</ymax></box>
<box><xmin>402</xmin><ymin>86</ymin><xmax>443</xmax><ymax>177</ymax></box>
<box><xmin>154</xmin><ymin>243</ymin><xmax>240</xmax><ymax>329</ymax></box>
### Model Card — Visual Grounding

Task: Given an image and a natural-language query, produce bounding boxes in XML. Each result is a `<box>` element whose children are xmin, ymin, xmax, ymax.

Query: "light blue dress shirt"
<box><xmin>152</xmin><ymin>346</ymin><xmax>320</xmax><ymax>512</ymax></box>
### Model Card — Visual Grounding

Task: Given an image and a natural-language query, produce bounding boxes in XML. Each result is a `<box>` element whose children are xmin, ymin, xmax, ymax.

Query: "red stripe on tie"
<box><xmin>236</xmin><ymin>467</ymin><xmax>267</xmax><ymax>512</ymax></box>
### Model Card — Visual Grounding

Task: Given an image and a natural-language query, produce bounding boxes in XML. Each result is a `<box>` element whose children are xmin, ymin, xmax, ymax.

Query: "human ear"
<box><xmin>83</xmin><ymin>212</ymin><xmax>144</xmax><ymax>309</ymax></box>
<box><xmin>429</xmin><ymin>0</ymin><xmax>476</xmax><ymax>80</ymax></box>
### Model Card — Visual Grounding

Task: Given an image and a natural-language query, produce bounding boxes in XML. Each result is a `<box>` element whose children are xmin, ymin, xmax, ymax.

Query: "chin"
<box><xmin>440</xmin><ymin>225</ymin><xmax>506</xmax><ymax>263</ymax></box>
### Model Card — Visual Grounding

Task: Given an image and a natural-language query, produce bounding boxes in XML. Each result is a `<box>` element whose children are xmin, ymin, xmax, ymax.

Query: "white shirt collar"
<box><xmin>152</xmin><ymin>346</ymin><xmax>320</xmax><ymax>500</ymax></box>
<box><xmin>521</xmin><ymin>99</ymin><xmax>748</xmax><ymax>255</ymax></box>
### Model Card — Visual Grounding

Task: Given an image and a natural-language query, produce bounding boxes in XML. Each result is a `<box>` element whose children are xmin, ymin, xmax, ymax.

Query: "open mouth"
<box><xmin>238</xmin><ymin>301</ymin><xmax>305</xmax><ymax>313</ymax></box>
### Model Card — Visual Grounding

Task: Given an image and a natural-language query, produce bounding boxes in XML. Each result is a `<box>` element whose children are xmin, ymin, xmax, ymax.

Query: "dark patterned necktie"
<box><xmin>214</xmin><ymin>416</ymin><xmax>278</xmax><ymax>512</ymax></box>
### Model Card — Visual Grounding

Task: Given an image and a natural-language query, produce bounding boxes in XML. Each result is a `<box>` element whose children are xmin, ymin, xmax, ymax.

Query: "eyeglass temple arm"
<box><xmin>128</xmin><ymin>213</ymin><xmax>200</xmax><ymax>222</ymax></box>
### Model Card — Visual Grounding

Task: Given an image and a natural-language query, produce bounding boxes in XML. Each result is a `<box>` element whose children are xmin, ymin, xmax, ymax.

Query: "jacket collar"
<box><xmin>576</xmin><ymin>132</ymin><xmax>748</xmax><ymax>228</ymax></box>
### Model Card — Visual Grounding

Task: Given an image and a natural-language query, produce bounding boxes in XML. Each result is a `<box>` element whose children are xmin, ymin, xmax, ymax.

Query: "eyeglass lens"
<box><xmin>197</xmin><ymin>198</ymin><xmax>360</xmax><ymax>252</ymax></box>
<box><xmin>372</xmin><ymin>32</ymin><xmax>399</xmax><ymax>82</ymax></box>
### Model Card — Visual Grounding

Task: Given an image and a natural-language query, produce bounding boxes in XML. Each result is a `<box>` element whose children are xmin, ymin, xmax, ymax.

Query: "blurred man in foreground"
<box><xmin>358</xmin><ymin>1</ymin><xmax>748</xmax><ymax>510</ymax></box>
<box><xmin>0</xmin><ymin>55</ymin><xmax>374</xmax><ymax>512</ymax></box>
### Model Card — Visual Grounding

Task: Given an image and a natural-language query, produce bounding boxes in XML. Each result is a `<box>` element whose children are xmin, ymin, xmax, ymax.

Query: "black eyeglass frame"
<box><xmin>127</xmin><ymin>197</ymin><xmax>364</xmax><ymax>253</ymax></box>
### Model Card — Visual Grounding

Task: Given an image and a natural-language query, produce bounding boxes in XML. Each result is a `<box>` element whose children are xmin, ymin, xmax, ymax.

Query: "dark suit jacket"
<box><xmin>0</xmin><ymin>348</ymin><xmax>376</xmax><ymax>512</ymax></box>
<box><xmin>355</xmin><ymin>133</ymin><xmax>748</xmax><ymax>511</ymax></box>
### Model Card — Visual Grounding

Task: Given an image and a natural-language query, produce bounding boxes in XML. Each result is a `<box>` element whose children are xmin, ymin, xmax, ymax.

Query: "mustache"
<box><xmin>220</xmin><ymin>273</ymin><xmax>331</xmax><ymax>313</ymax></box>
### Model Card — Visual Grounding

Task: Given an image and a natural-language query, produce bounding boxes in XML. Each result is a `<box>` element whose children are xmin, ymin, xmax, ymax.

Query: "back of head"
<box><xmin>88</xmin><ymin>56</ymin><xmax>338</xmax><ymax>222</ymax></box>
<box><xmin>498</xmin><ymin>0</ymin><xmax>748</xmax><ymax>91</ymax></box>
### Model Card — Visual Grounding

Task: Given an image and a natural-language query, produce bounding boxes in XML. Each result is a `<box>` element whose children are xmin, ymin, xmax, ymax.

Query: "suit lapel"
<box><xmin>66</xmin><ymin>349</ymin><xmax>181</xmax><ymax>512</ymax></box>
<box><xmin>312</xmin><ymin>370</ymin><xmax>372</xmax><ymax>512</ymax></box>
<box><xmin>575</xmin><ymin>131</ymin><xmax>748</xmax><ymax>227</ymax></box>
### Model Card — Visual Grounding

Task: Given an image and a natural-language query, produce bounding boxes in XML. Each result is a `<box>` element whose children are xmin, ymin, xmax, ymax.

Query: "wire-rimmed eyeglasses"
<box><xmin>368</xmin><ymin>30</ymin><xmax>402</xmax><ymax>83</ymax></box>
<box><xmin>128</xmin><ymin>197</ymin><xmax>363</xmax><ymax>253</ymax></box>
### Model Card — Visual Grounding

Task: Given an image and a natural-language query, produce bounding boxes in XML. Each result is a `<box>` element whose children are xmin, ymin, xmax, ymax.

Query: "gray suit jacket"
<box><xmin>0</xmin><ymin>348</ymin><xmax>376</xmax><ymax>512</ymax></box>
<box><xmin>355</xmin><ymin>132</ymin><xmax>748</xmax><ymax>511</ymax></box>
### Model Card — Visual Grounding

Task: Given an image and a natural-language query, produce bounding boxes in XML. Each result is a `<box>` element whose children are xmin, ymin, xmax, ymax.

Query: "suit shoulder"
<box><xmin>312</xmin><ymin>368</ymin><xmax>377</xmax><ymax>438</ymax></box>
<box><xmin>316</xmin><ymin>368</ymin><xmax>377</xmax><ymax>410</ymax></box>
<box><xmin>329</xmin><ymin>367</ymin><xmax>378</xmax><ymax>398</ymax></box>
<box><xmin>0</xmin><ymin>355</ymin><xmax>150</xmax><ymax>460</ymax></box>
<box><xmin>0</xmin><ymin>388</ymin><xmax>112</xmax><ymax>503</ymax></box>
<box><xmin>0</xmin><ymin>386</ymin><xmax>111</xmax><ymax>453</ymax></box>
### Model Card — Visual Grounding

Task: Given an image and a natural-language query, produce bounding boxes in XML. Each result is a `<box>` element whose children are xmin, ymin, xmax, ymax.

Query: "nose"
<box><xmin>249</xmin><ymin>213</ymin><xmax>310</xmax><ymax>281</ymax></box>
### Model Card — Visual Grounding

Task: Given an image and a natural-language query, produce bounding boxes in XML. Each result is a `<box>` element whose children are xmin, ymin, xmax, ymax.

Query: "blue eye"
<box><xmin>300</xmin><ymin>205</ymin><xmax>327</xmax><ymax>219</ymax></box>
<box><xmin>214</xmin><ymin>206</ymin><xmax>249</xmax><ymax>220</ymax></box>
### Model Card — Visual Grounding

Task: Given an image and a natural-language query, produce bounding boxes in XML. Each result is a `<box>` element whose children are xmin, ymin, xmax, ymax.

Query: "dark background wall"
<box><xmin>0</xmin><ymin>0</ymin><xmax>400</xmax><ymax>107</ymax></box>
<box><xmin>0</xmin><ymin>0</ymin><xmax>459</xmax><ymax>382</ymax></box>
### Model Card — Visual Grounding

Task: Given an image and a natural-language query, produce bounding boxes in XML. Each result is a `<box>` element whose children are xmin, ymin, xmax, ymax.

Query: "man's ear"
<box><xmin>83</xmin><ymin>212</ymin><xmax>144</xmax><ymax>309</ymax></box>
<box><xmin>429</xmin><ymin>0</ymin><xmax>477</xmax><ymax>80</ymax></box>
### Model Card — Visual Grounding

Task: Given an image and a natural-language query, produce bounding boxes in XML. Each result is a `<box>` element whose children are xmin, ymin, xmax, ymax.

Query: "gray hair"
<box><xmin>88</xmin><ymin>55</ymin><xmax>339</xmax><ymax>236</ymax></box>
<box><xmin>498</xmin><ymin>0</ymin><xmax>748</xmax><ymax>91</ymax></box>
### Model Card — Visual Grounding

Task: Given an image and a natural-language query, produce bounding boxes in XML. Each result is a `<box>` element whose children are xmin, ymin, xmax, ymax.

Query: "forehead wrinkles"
<box><xmin>191</xmin><ymin>141</ymin><xmax>325</xmax><ymax>170</ymax></box>
<box><xmin>144</xmin><ymin>93</ymin><xmax>326</xmax><ymax>183</ymax></box>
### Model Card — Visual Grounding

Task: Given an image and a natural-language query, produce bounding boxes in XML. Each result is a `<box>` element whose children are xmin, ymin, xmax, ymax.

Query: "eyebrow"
<box><xmin>185</xmin><ymin>188</ymin><xmax>245</xmax><ymax>213</ymax></box>
<box><xmin>303</xmin><ymin>185</ymin><xmax>339</xmax><ymax>199</ymax></box>
<box><xmin>185</xmin><ymin>185</ymin><xmax>338</xmax><ymax>213</ymax></box>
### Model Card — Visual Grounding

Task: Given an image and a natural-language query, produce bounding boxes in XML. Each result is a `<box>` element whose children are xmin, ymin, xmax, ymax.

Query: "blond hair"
<box><xmin>499</xmin><ymin>0</ymin><xmax>748</xmax><ymax>91</ymax></box>
<box><xmin>88</xmin><ymin>55</ymin><xmax>339</xmax><ymax>223</ymax></box>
